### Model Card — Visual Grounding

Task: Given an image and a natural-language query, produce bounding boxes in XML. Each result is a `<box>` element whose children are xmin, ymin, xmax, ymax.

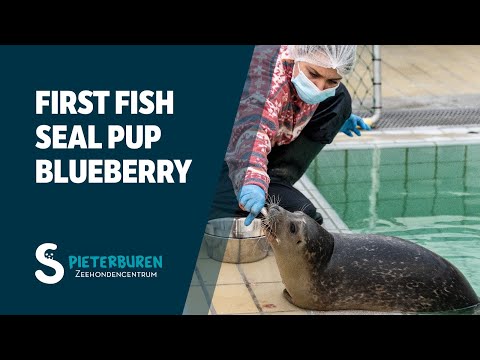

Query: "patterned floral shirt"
<box><xmin>225</xmin><ymin>45</ymin><xmax>321</xmax><ymax>195</ymax></box>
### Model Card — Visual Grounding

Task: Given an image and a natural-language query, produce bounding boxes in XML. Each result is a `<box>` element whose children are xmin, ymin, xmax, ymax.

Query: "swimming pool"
<box><xmin>307</xmin><ymin>143</ymin><xmax>480</xmax><ymax>305</ymax></box>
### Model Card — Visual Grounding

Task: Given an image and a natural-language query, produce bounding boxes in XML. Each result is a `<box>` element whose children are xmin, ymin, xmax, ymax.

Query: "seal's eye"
<box><xmin>290</xmin><ymin>222</ymin><xmax>296</xmax><ymax>234</ymax></box>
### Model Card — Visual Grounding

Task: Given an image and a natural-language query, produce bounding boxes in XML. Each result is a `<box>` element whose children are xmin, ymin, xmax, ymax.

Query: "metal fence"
<box><xmin>344</xmin><ymin>45</ymin><xmax>382</xmax><ymax>125</ymax></box>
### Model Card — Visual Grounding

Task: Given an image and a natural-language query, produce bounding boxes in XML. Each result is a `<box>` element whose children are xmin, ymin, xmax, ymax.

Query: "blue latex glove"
<box><xmin>340</xmin><ymin>114</ymin><xmax>371</xmax><ymax>137</ymax></box>
<box><xmin>237</xmin><ymin>185</ymin><xmax>266</xmax><ymax>226</ymax></box>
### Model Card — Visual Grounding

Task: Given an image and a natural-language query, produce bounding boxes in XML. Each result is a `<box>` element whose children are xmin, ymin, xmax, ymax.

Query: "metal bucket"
<box><xmin>204</xmin><ymin>217</ymin><xmax>269</xmax><ymax>263</ymax></box>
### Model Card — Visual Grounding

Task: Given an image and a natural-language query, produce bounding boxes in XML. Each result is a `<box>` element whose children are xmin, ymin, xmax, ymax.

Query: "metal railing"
<box><xmin>344</xmin><ymin>45</ymin><xmax>382</xmax><ymax>126</ymax></box>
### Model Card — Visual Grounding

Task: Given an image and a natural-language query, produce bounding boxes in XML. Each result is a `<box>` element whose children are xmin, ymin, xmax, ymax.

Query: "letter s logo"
<box><xmin>35</xmin><ymin>243</ymin><xmax>65</xmax><ymax>285</ymax></box>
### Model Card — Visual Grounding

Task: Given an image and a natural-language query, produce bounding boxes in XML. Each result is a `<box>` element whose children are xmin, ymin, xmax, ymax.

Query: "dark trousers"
<box><xmin>209</xmin><ymin>83</ymin><xmax>352</xmax><ymax>223</ymax></box>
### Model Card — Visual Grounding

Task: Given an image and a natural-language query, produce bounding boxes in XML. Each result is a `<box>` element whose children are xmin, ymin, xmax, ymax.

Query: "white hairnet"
<box><xmin>288</xmin><ymin>45</ymin><xmax>357</xmax><ymax>77</ymax></box>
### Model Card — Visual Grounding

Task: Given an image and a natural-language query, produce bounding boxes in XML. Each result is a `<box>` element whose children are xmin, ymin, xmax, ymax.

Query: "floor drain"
<box><xmin>369</xmin><ymin>108</ymin><xmax>480</xmax><ymax>128</ymax></box>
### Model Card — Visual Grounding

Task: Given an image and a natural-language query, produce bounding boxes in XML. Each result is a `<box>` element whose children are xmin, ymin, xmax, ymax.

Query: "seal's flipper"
<box><xmin>283</xmin><ymin>289</ymin><xmax>294</xmax><ymax>305</ymax></box>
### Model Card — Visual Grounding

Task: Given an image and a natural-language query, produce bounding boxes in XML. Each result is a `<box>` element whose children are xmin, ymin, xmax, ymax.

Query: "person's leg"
<box><xmin>208</xmin><ymin>162</ymin><xmax>323</xmax><ymax>225</ymax></box>
<box><xmin>266</xmin><ymin>83</ymin><xmax>352</xmax><ymax>223</ymax></box>
<box><xmin>267</xmin><ymin>133</ymin><xmax>326</xmax><ymax>186</ymax></box>
<box><xmin>208</xmin><ymin>163</ymin><xmax>323</xmax><ymax>224</ymax></box>
<box><xmin>268</xmin><ymin>176</ymin><xmax>323</xmax><ymax>224</ymax></box>
<box><xmin>268</xmin><ymin>83</ymin><xmax>352</xmax><ymax>182</ymax></box>
<box><xmin>302</xmin><ymin>82</ymin><xmax>353</xmax><ymax>144</ymax></box>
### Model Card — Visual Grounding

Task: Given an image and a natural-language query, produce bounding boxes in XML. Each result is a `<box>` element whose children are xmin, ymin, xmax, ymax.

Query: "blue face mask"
<box><xmin>292</xmin><ymin>62</ymin><xmax>339</xmax><ymax>104</ymax></box>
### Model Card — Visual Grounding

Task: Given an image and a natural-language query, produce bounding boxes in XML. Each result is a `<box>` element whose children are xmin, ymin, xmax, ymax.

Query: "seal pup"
<box><xmin>262</xmin><ymin>204</ymin><xmax>479</xmax><ymax>313</ymax></box>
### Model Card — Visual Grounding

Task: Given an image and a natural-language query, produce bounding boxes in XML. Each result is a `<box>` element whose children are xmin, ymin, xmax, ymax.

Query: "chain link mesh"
<box><xmin>344</xmin><ymin>45</ymin><xmax>376</xmax><ymax>117</ymax></box>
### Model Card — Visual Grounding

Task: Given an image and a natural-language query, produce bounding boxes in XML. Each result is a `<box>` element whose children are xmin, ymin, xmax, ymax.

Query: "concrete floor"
<box><xmin>382</xmin><ymin>45</ymin><xmax>480</xmax><ymax>99</ymax></box>
<box><xmin>366</xmin><ymin>45</ymin><xmax>480</xmax><ymax>110</ymax></box>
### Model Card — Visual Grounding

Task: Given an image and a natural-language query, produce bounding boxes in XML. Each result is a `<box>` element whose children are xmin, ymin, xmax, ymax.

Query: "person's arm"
<box><xmin>225</xmin><ymin>96</ymin><xmax>280</xmax><ymax>225</ymax></box>
<box><xmin>226</xmin><ymin>97</ymin><xmax>278</xmax><ymax>196</ymax></box>
<box><xmin>225</xmin><ymin>46</ymin><xmax>285</xmax><ymax>225</ymax></box>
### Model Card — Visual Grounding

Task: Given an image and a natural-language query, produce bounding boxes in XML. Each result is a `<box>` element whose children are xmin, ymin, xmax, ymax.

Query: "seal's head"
<box><xmin>262</xmin><ymin>204</ymin><xmax>333</xmax><ymax>258</ymax></box>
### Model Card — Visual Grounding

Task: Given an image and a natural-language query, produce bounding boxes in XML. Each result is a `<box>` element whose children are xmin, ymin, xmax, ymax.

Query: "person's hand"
<box><xmin>238</xmin><ymin>185</ymin><xmax>266</xmax><ymax>226</ymax></box>
<box><xmin>340</xmin><ymin>114</ymin><xmax>371</xmax><ymax>137</ymax></box>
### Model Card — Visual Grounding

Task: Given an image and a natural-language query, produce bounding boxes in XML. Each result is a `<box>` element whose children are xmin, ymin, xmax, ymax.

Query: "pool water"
<box><xmin>307</xmin><ymin>143</ymin><xmax>480</xmax><ymax>305</ymax></box>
